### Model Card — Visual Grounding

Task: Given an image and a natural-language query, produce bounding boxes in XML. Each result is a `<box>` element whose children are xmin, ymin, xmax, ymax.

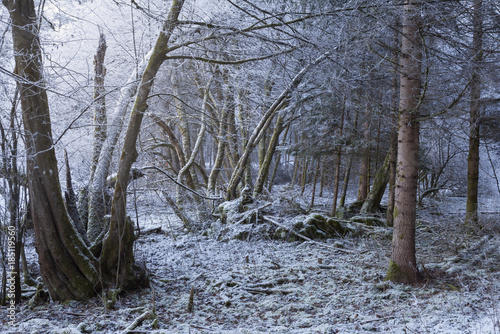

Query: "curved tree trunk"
<box><xmin>100</xmin><ymin>0</ymin><xmax>185</xmax><ymax>289</ymax></box>
<box><xmin>4</xmin><ymin>0</ymin><xmax>99</xmax><ymax>301</ymax></box>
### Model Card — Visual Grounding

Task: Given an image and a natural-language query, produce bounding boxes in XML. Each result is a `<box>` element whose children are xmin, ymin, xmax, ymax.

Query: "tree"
<box><xmin>3</xmin><ymin>0</ymin><xmax>100</xmax><ymax>300</ymax></box>
<box><xmin>386</xmin><ymin>0</ymin><xmax>423</xmax><ymax>284</ymax></box>
<box><xmin>466</xmin><ymin>0</ymin><xmax>484</xmax><ymax>225</ymax></box>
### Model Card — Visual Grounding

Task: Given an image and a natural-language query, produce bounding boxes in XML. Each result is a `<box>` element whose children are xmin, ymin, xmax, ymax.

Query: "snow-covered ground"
<box><xmin>0</xmin><ymin>194</ymin><xmax>498</xmax><ymax>333</ymax></box>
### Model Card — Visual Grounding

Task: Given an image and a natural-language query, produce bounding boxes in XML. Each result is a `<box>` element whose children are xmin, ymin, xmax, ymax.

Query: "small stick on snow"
<box><xmin>122</xmin><ymin>310</ymin><xmax>152</xmax><ymax>333</ymax></box>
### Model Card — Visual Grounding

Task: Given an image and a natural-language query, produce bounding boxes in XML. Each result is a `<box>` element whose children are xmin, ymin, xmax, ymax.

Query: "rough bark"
<box><xmin>4</xmin><ymin>0</ymin><xmax>99</xmax><ymax>301</ymax></box>
<box><xmin>100</xmin><ymin>0</ymin><xmax>185</xmax><ymax>289</ymax></box>
<box><xmin>466</xmin><ymin>0</ymin><xmax>483</xmax><ymax>226</ymax></box>
<box><xmin>387</xmin><ymin>0</ymin><xmax>422</xmax><ymax>284</ymax></box>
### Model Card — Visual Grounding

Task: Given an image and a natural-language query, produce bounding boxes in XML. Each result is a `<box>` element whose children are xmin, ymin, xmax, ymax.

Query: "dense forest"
<box><xmin>0</xmin><ymin>0</ymin><xmax>499</xmax><ymax>332</ymax></box>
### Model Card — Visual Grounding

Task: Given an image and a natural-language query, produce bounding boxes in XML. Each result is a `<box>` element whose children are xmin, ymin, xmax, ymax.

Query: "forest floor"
<box><xmin>0</xmin><ymin>190</ymin><xmax>499</xmax><ymax>333</ymax></box>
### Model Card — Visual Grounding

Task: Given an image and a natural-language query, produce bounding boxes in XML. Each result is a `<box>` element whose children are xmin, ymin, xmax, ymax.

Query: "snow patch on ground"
<box><xmin>0</xmin><ymin>197</ymin><xmax>498</xmax><ymax>333</ymax></box>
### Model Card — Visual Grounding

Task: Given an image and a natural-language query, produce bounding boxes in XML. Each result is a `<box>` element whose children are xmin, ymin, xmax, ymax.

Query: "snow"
<box><xmin>0</xmin><ymin>195</ymin><xmax>498</xmax><ymax>334</ymax></box>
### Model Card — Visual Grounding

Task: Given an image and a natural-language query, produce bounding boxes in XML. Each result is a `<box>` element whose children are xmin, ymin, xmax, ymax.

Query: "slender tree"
<box><xmin>466</xmin><ymin>0</ymin><xmax>483</xmax><ymax>225</ymax></box>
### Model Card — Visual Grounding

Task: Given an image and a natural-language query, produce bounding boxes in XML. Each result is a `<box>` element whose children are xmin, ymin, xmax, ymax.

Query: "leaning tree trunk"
<box><xmin>254</xmin><ymin>115</ymin><xmax>285</xmax><ymax>196</ymax></box>
<box><xmin>360</xmin><ymin>151</ymin><xmax>390</xmax><ymax>214</ymax></box>
<box><xmin>86</xmin><ymin>46</ymin><xmax>154</xmax><ymax>246</ymax></box>
<box><xmin>100</xmin><ymin>0</ymin><xmax>185</xmax><ymax>289</ymax></box>
<box><xmin>386</xmin><ymin>0</ymin><xmax>422</xmax><ymax>284</ymax></box>
<box><xmin>226</xmin><ymin>52</ymin><xmax>329</xmax><ymax>199</ymax></box>
<box><xmin>4</xmin><ymin>0</ymin><xmax>100</xmax><ymax>301</ymax></box>
<box><xmin>466</xmin><ymin>0</ymin><xmax>483</xmax><ymax>226</ymax></box>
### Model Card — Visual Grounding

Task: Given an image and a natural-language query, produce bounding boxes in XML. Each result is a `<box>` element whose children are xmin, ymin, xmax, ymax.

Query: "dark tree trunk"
<box><xmin>466</xmin><ymin>0</ymin><xmax>483</xmax><ymax>226</ymax></box>
<box><xmin>4</xmin><ymin>0</ymin><xmax>100</xmax><ymax>301</ymax></box>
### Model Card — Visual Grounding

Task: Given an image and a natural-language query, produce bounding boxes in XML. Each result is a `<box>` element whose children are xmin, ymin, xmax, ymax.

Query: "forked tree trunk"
<box><xmin>466</xmin><ymin>0</ymin><xmax>483</xmax><ymax>226</ymax></box>
<box><xmin>386</xmin><ymin>0</ymin><xmax>422</xmax><ymax>284</ymax></box>
<box><xmin>4</xmin><ymin>0</ymin><xmax>100</xmax><ymax>301</ymax></box>
<box><xmin>100</xmin><ymin>0</ymin><xmax>185</xmax><ymax>289</ymax></box>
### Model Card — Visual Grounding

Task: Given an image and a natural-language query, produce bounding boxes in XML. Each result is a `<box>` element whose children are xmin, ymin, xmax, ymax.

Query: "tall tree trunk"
<box><xmin>386</xmin><ymin>0</ymin><xmax>422</xmax><ymax>284</ymax></box>
<box><xmin>331</xmin><ymin>96</ymin><xmax>346</xmax><ymax>215</ymax></box>
<box><xmin>466</xmin><ymin>0</ymin><xmax>483</xmax><ymax>226</ymax></box>
<box><xmin>339</xmin><ymin>110</ymin><xmax>358</xmax><ymax>208</ymax></box>
<box><xmin>4</xmin><ymin>0</ymin><xmax>99</xmax><ymax>301</ymax></box>
<box><xmin>254</xmin><ymin>115</ymin><xmax>285</xmax><ymax>196</ymax></box>
<box><xmin>387</xmin><ymin>25</ymin><xmax>400</xmax><ymax>227</ymax></box>
<box><xmin>79</xmin><ymin>32</ymin><xmax>107</xmax><ymax>231</ymax></box>
<box><xmin>100</xmin><ymin>0</ymin><xmax>185</xmax><ymax>289</ymax></box>
<box><xmin>357</xmin><ymin>105</ymin><xmax>371</xmax><ymax>202</ymax></box>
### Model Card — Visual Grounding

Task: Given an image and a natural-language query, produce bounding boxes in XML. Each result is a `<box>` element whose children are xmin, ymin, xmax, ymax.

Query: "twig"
<box><xmin>122</xmin><ymin>310</ymin><xmax>152</xmax><ymax>333</ymax></box>
<box><xmin>142</xmin><ymin>165</ymin><xmax>223</xmax><ymax>201</ymax></box>
<box><xmin>263</xmin><ymin>216</ymin><xmax>357</xmax><ymax>254</ymax></box>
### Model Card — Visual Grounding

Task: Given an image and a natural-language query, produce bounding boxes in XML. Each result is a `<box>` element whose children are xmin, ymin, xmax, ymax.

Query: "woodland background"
<box><xmin>0</xmin><ymin>0</ymin><xmax>499</xmax><ymax>333</ymax></box>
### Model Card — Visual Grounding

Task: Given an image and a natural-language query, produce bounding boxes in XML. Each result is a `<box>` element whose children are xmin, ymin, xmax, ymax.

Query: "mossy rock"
<box><xmin>297</xmin><ymin>213</ymin><xmax>347</xmax><ymax>239</ymax></box>
<box><xmin>350</xmin><ymin>216</ymin><xmax>386</xmax><ymax>227</ymax></box>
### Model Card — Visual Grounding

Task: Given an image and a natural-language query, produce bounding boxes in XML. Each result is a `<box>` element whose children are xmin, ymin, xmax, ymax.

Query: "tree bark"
<box><xmin>100</xmin><ymin>0</ymin><xmax>185</xmax><ymax>289</ymax></box>
<box><xmin>466</xmin><ymin>0</ymin><xmax>483</xmax><ymax>226</ymax></box>
<box><xmin>4</xmin><ymin>0</ymin><xmax>100</xmax><ymax>301</ymax></box>
<box><xmin>387</xmin><ymin>0</ymin><xmax>422</xmax><ymax>284</ymax></box>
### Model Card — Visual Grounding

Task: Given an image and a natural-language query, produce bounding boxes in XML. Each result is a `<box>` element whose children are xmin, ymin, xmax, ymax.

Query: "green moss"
<box><xmin>385</xmin><ymin>259</ymin><xmax>403</xmax><ymax>282</ymax></box>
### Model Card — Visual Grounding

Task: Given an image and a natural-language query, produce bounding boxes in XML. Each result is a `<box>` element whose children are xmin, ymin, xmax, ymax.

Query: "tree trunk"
<box><xmin>87</xmin><ymin>47</ymin><xmax>154</xmax><ymax>245</ymax></box>
<box><xmin>254</xmin><ymin>115</ymin><xmax>285</xmax><ymax>196</ymax></box>
<box><xmin>331</xmin><ymin>97</ymin><xmax>346</xmax><ymax>215</ymax></box>
<box><xmin>361</xmin><ymin>151</ymin><xmax>390</xmax><ymax>214</ymax></box>
<box><xmin>386</xmin><ymin>0</ymin><xmax>422</xmax><ymax>284</ymax></box>
<box><xmin>466</xmin><ymin>0</ymin><xmax>483</xmax><ymax>226</ymax></box>
<box><xmin>387</xmin><ymin>26</ymin><xmax>400</xmax><ymax>227</ymax></box>
<box><xmin>357</xmin><ymin>105</ymin><xmax>371</xmax><ymax>202</ymax></box>
<box><xmin>386</xmin><ymin>127</ymin><xmax>398</xmax><ymax>226</ymax></box>
<box><xmin>100</xmin><ymin>0</ymin><xmax>185</xmax><ymax>289</ymax></box>
<box><xmin>4</xmin><ymin>0</ymin><xmax>100</xmax><ymax>301</ymax></box>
